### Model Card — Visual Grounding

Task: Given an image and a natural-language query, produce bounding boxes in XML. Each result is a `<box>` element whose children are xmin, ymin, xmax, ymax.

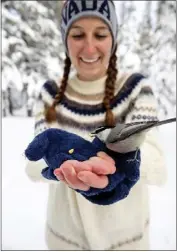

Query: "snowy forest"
<box><xmin>2</xmin><ymin>0</ymin><xmax>176</xmax><ymax>119</ymax></box>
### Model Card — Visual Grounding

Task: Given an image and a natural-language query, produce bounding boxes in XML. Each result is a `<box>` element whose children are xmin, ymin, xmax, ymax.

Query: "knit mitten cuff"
<box><xmin>75</xmin><ymin>150</ymin><xmax>141</xmax><ymax>205</ymax></box>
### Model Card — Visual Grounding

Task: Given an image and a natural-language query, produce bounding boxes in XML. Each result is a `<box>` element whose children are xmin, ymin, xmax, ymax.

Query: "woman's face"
<box><xmin>67</xmin><ymin>17</ymin><xmax>113</xmax><ymax>81</ymax></box>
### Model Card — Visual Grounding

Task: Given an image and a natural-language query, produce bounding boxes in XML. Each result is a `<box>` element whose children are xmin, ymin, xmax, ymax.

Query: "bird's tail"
<box><xmin>153</xmin><ymin>117</ymin><xmax>176</xmax><ymax>127</ymax></box>
<box><xmin>112</xmin><ymin>117</ymin><xmax>176</xmax><ymax>142</ymax></box>
<box><xmin>131</xmin><ymin>117</ymin><xmax>176</xmax><ymax>134</ymax></box>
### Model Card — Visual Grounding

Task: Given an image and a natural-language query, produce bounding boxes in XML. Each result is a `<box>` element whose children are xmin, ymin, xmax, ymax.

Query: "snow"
<box><xmin>2</xmin><ymin>0</ymin><xmax>176</xmax><ymax>249</ymax></box>
<box><xmin>2</xmin><ymin>117</ymin><xmax>176</xmax><ymax>250</ymax></box>
<box><xmin>23</xmin><ymin>1</ymin><xmax>48</xmax><ymax>16</ymax></box>
<box><xmin>2</xmin><ymin>118</ymin><xmax>48</xmax><ymax>250</ymax></box>
<box><xmin>2</xmin><ymin>1</ymin><xmax>175</xmax><ymax>120</ymax></box>
<box><xmin>2</xmin><ymin>61</ymin><xmax>23</xmax><ymax>91</ymax></box>
<box><xmin>2</xmin><ymin>7</ymin><xmax>21</xmax><ymax>23</ymax></box>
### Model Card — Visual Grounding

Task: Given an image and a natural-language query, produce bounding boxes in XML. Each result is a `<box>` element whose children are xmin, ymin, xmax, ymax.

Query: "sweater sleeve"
<box><xmin>123</xmin><ymin>75</ymin><xmax>167</xmax><ymax>186</ymax></box>
<box><xmin>139</xmin><ymin>127</ymin><xmax>167</xmax><ymax>186</ymax></box>
<box><xmin>25</xmin><ymin>81</ymin><xmax>58</xmax><ymax>184</ymax></box>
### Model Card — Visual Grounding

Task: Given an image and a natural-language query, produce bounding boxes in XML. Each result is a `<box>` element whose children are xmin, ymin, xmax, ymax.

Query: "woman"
<box><xmin>26</xmin><ymin>0</ymin><xmax>166</xmax><ymax>250</ymax></box>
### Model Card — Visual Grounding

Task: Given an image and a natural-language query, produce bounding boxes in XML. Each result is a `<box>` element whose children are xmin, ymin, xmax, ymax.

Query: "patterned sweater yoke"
<box><xmin>35</xmin><ymin>71</ymin><xmax>158</xmax><ymax>139</ymax></box>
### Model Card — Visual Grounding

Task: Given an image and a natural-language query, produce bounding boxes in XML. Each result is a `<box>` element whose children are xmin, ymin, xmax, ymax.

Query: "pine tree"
<box><xmin>117</xmin><ymin>1</ymin><xmax>140</xmax><ymax>71</ymax></box>
<box><xmin>2</xmin><ymin>1</ymin><xmax>176</xmax><ymax>118</ymax></box>
<box><xmin>150</xmin><ymin>0</ymin><xmax>176</xmax><ymax>118</ymax></box>
<box><xmin>136</xmin><ymin>1</ymin><xmax>154</xmax><ymax>76</ymax></box>
<box><xmin>2</xmin><ymin>1</ymin><xmax>64</xmax><ymax>116</ymax></box>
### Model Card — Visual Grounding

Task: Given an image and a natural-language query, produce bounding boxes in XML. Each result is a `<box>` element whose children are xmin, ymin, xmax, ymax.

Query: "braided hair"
<box><xmin>103</xmin><ymin>45</ymin><xmax>118</xmax><ymax>127</ymax></box>
<box><xmin>45</xmin><ymin>56</ymin><xmax>71</xmax><ymax>122</ymax></box>
<box><xmin>45</xmin><ymin>47</ymin><xmax>118</xmax><ymax>127</ymax></box>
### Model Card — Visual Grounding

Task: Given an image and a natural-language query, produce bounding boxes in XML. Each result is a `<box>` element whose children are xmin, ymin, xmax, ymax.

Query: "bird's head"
<box><xmin>90</xmin><ymin>126</ymin><xmax>113</xmax><ymax>143</ymax></box>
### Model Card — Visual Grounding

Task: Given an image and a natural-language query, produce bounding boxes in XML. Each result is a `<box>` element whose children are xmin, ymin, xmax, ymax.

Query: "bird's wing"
<box><xmin>107</xmin><ymin>117</ymin><xmax>176</xmax><ymax>143</ymax></box>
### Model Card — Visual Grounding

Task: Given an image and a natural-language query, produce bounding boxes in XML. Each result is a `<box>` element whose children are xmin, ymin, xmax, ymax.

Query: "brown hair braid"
<box><xmin>103</xmin><ymin>46</ymin><xmax>118</xmax><ymax>127</ymax></box>
<box><xmin>45</xmin><ymin>55</ymin><xmax>71</xmax><ymax>122</ymax></box>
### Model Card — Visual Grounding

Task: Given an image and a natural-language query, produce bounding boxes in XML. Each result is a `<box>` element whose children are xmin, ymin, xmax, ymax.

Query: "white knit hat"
<box><xmin>60</xmin><ymin>0</ymin><xmax>118</xmax><ymax>55</ymax></box>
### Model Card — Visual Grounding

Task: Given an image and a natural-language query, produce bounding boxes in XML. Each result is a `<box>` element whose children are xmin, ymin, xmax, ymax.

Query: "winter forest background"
<box><xmin>2</xmin><ymin>0</ymin><xmax>176</xmax><ymax>119</ymax></box>
<box><xmin>1</xmin><ymin>1</ymin><xmax>176</xmax><ymax>250</ymax></box>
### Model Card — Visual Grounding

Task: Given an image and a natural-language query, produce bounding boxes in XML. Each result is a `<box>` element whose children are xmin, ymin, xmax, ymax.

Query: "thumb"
<box><xmin>25</xmin><ymin>131</ymin><xmax>49</xmax><ymax>161</ymax></box>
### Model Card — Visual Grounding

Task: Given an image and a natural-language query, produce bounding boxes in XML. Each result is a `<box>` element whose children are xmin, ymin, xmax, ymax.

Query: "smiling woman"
<box><xmin>67</xmin><ymin>17</ymin><xmax>113</xmax><ymax>81</ymax></box>
<box><xmin>25</xmin><ymin>0</ymin><xmax>167</xmax><ymax>250</ymax></box>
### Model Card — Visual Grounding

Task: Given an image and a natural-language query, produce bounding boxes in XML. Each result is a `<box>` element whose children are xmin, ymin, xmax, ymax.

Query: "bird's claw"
<box><xmin>126</xmin><ymin>148</ymin><xmax>140</xmax><ymax>163</ymax></box>
<box><xmin>127</xmin><ymin>158</ymin><xmax>140</xmax><ymax>163</ymax></box>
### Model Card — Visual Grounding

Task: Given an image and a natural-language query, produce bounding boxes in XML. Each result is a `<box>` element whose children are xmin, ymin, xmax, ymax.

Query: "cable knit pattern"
<box><xmin>25</xmin><ymin>71</ymin><xmax>167</xmax><ymax>250</ymax></box>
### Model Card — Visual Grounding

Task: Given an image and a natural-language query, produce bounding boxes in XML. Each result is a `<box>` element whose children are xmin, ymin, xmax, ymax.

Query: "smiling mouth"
<box><xmin>80</xmin><ymin>57</ymin><xmax>100</xmax><ymax>64</ymax></box>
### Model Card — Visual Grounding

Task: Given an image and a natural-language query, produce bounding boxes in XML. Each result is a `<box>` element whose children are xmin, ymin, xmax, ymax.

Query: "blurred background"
<box><xmin>2</xmin><ymin>0</ymin><xmax>176</xmax><ymax>119</ymax></box>
<box><xmin>2</xmin><ymin>0</ymin><xmax>176</xmax><ymax>250</ymax></box>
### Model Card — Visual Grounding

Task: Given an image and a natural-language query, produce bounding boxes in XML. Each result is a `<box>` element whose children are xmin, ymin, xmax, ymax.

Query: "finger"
<box><xmin>87</xmin><ymin>157</ymin><xmax>116</xmax><ymax>175</ymax></box>
<box><xmin>56</xmin><ymin>176</ymin><xmax>67</xmax><ymax>183</ymax></box>
<box><xmin>54</xmin><ymin>160</ymin><xmax>92</xmax><ymax>181</ymax></box>
<box><xmin>97</xmin><ymin>151</ymin><xmax>115</xmax><ymax>165</ymax></box>
<box><xmin>61</xmin><ymin>164</ymin><xmax>90</xmax><ymax>191</ymax></box>
<box><xmin>56</xmin><ymin>160</ymin><xmax>92</xmax><ymax>174</ymax></box>
<box><xmin>72</xmin><ymin>160</ymin><xmax>92</xmax><ymax>173</ymax></box>
<box><xmin>77</xmin><ymin>171</ymin><xmax>108</xmax><ymax>189</ymax></box>
<box><xmin>54</xmin><ymin>169</ymin><xmax>65</xmax><ymax>180</ymax></box>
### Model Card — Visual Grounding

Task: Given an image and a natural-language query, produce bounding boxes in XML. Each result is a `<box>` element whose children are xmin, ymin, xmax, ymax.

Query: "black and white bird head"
<box><xmin>90</xmin><ymin>117</ymin><xmax>176</xmax><ymax>153</ymax></box>
<box><xmin>90</xmin><ymin>125</ymin><xmax>114</xmax><ymax>143</ymax></box>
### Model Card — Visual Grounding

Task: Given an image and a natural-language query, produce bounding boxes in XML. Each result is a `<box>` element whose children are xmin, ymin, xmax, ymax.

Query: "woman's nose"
<box><xmin>83</xmin><ymin>38</ymin><xmax>97</xmax><ymax>55</ymax></box>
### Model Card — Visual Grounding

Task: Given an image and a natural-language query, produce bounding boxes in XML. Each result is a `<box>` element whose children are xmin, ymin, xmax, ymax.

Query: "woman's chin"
<box><xmin>78</xmin><ymin>68</ymin><xmax>106</xmax><ymax>81</ymax></box>
<box><xmin>80</xmin><ymin>73</ymin><xmax>102</xmax><ymax>81</ymax></box>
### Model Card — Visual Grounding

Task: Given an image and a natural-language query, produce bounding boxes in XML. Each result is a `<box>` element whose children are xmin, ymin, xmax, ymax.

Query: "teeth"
<box><xmin>81</xmin><ymin>58</ymin><xmax>99</xmax><ymax>63</ymax></box>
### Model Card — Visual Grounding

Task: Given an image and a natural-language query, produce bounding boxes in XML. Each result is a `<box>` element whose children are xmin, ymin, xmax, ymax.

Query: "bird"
<box><xmin>90</xmin><ymin>117</ymin><xmax>176</xmax><ymax>155</ymax></box>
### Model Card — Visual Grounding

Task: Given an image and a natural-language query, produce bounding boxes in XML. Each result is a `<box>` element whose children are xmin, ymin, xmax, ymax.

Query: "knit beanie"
<box><xmin>60</xmin><ymin>0</ymin><xmax>118</xmax><ymax>55</ymax></box>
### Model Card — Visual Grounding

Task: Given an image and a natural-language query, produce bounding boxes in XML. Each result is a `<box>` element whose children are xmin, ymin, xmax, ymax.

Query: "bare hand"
<box><xmin>54</xmin><ymin>152</ymin><xmax>116</xmax><ymax>191</ymax></box>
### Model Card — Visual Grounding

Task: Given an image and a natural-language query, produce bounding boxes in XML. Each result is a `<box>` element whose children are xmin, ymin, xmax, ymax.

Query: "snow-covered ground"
<box><xmin>2</xmin><ymin>117</ymin><xmax>176</xmax><ymax>250</ymax></box>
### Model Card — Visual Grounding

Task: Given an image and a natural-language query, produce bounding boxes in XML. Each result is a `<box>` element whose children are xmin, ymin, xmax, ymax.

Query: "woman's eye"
<box><xmin>95</xmin><ymin>34</ymin><xmax>108</xmax><ymax>39</ymax></box>
<box><xmin>71</xmin><ymin>34</ymin><xmax>84</xmax><ymax>39</ymax></box>
<box><xmin>71</xmin><ymin>34</ymin><xmax>108</xmax><ymax>39</ymax></box>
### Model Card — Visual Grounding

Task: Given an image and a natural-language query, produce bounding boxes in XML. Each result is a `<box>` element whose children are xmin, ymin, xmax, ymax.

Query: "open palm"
<box><xmin>54</xmin><ymin>152</ymin><xmax>116</xmax><ymax>191</ymax></box>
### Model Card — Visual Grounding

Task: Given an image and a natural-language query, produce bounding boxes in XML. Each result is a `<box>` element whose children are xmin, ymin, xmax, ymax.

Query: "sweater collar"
<box><xmin>68</xmin><ymin>74</ymin><xmax>107</xmax><ymax>95</ymax></box>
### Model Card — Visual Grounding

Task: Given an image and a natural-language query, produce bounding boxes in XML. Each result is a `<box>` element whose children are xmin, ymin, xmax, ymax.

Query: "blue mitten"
<box><xmin>25</xmin><ymin>128</ymin><xmax>140</xmax><ymax>205</ymax></box>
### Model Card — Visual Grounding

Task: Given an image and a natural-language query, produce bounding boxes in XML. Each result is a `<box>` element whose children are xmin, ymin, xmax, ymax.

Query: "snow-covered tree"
<box><xmin>2</xmin><ymin>0</ymin><xmax>64</xmax><ymax>116</ymax></box>
<box><xmin>115</xmin><ymin>1</ymin><xmax>176</xmax><ymax>119</ymax></box>
<box><xmin>135</xmin><ymin>1</ymin><xmax>154</xmax><ymax>76</ymax></box>
<box><xmin>150</xmin><ymin>0</ymin><xmax>176</xmax><ymax>118</ymax></box>
<box><xmin>2</xmin><ymin>1</ymin><xmax>176</xmax><ymax>118</ymax></box>
<box><xmin>116</xmin><ymin>1</ymin><xmax>141</xmax><ymax>71</ymax></box>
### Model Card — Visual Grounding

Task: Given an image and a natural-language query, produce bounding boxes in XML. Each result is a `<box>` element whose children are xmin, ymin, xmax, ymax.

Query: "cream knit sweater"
<box><xmin>25</xmin><ymin>71</ymin><xmax>167</xmax><ymax>250</ymax></box>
